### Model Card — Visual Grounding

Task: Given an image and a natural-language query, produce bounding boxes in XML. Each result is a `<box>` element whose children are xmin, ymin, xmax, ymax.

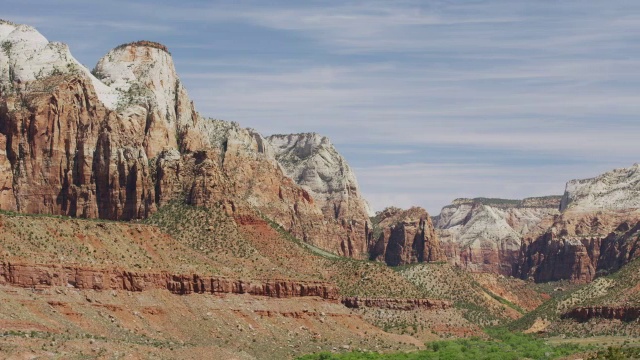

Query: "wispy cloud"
<box><xmin>355</xmin><ymin>161</ymin><xmax>632</xmax><ymax>213</ymax></box>
<box><xmin>5</xmin><ymin>0</ymin><xmax>640</xmax><ymax>212</ymax></box>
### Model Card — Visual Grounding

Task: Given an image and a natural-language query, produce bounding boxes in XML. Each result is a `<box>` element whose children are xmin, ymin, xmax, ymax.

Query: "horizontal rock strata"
<box><xmin>0</xmin><ymin>262</ymin><xmax>339</xmax><ymax>300</ymax></box>
<box><xmin>341</xmin><ymin>297</ymin><xmax>451</xmax><ymax>310</ymax></box>
<box><xmin>562</xmin><ymin>307</ymin><xmax>640</xmax><ymax>322</ymax></box>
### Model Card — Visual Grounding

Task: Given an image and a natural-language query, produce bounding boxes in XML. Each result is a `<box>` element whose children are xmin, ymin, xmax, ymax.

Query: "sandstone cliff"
<box><xmin>562</xmin><ymin>306</ymin><xmax>640</xmax><ymax>322</ymax></box>
<box><xmin>0</xmin><ymin>20</ymin><xmax>368</xmax><ymax>257</ymax></box>
<box><xmin>434</xmin><ymin>197</ymin><xmax>561</xmax><ymax>275</ymax></box>
<box><xmin>369</xmin><ymin>207</ymin><xmax>445</xmax><ymax>266</ymax></box>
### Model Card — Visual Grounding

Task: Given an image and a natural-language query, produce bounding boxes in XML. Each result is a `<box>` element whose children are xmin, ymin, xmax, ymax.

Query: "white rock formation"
<box><xmin>560</xmin><ymin>163</ymin><xmax>640</xmax><ymax>211</ymax></box>
<box><xmin>93</xmin><ymin>41</ymin><xmax>197</xmax><ymax>158</ymax></box>
<box><xmin>94</xmin><ymin>42</ymin><xmax>195</xmax><ymax>124</ymax></box>
<box><xmin>435</xmin><ymin>197</ymin><xmax>560</xmax><ymax>274</ymax></box>
<box><xmin>0</xmin><ymin>20</ymin><xmax>119</xmax><ymax>108</ymax></box>
<box><xmin>266</xmin><ymin>133</ymin><xmax>373</xmax><ymax>221</ymax></box>
<box><xmin>196</xmin><ymin>119</ymin><xmax>277</xmax><ymax>161</ymax></box>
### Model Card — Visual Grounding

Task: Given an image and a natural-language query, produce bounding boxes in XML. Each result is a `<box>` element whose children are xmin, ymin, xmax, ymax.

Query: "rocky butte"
<box><xmin>369</xmin><ymin>206</ymin><xmax>445</xmax><ymax>266</ymax></box>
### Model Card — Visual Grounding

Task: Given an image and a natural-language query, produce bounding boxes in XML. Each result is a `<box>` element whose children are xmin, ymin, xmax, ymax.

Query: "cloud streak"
<box><xmin>5</xmin><ymin>0</ymin><xmax>640</xmax><ymax>212</ymax></box>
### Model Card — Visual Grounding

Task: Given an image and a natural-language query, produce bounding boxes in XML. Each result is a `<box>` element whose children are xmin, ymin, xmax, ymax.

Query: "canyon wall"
<box><xmin>267</xmin><ymin>133</ymin><xmax>373</xmax><ymax>257</ymax></box>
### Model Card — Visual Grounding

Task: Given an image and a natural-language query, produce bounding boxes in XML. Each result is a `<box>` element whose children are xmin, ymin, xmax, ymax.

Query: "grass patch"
<box><xmin>298</xmin><ymin>327</ymin><xmax>587</xmax><ymax>360</ymax></box>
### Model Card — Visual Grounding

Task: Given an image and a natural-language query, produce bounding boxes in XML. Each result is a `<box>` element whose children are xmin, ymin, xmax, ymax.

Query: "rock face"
<box><xmin>93</xmin><ymin>40</ymin><xmax>197</xmax><ymax>158</ymax></box>
<box><xmin>369</xmin><ymin>207</ymin><xmax>445</xmax><ymax>266</ymax></box>
<box><xmin>0</xmin><ymin>20</ymin><xmax>118</xmax><ymax>107</ymax></box>
<box><xmin>267</xmin><ymin>133</ymin><xmax>372</xmax><ymax>220</ymax></box>
<box><xmin>0</xmin><ymin>20</ymin><xmax>368</xmax><ymax>257</ymax></box>
<box><xmin>0</xmin><ymin>262</ymin><xmax>339</xmax><ymax>299</ymax></box>
<box><xmin>434</xmin><ymin>197</ymin><xmax>561</xmax><ymax>275</ymax></box>
<box><xmin>0</xmin><ymin>74</ymin><xmax>155</xmax><ymax>219</ymax></box>
<box><xmin>267</xmin><ymin>133</ymin><xmax>373</xmax><ymax>257</ymax></box>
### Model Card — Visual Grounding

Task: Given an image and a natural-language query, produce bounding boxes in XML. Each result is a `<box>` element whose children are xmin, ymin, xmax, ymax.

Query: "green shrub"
<box><xmin>298</xmin><ymin>327</ymin><xmax>586</xmax><ymax>360</ymax></box>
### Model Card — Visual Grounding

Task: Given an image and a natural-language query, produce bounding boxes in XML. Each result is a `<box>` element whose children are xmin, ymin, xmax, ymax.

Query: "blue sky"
<box><xmin>5</xmin><ymin>0</ymin><xmax>640</xmax><ymax>214</ymax></box>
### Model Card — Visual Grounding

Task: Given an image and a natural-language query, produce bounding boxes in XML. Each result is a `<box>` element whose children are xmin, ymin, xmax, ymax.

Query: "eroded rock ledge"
<box><xmin>341</xmin><ymin>297</ymin><xmax>451</xmax><ymax>310</ymax></box>
<box><xmin>562</xmin><ymin>306</ymin><xmax>640</xmax><ymax>322</ymax></box>
<box><xmin>0</xmin><ymin>263</ymin><xmax>339</xmax><ymax>300</ymax></box>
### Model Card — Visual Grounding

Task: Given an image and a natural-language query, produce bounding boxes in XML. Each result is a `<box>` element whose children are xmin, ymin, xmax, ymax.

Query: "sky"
<box><xmin>4</xmin><ymin>0</ymin><xmax>640</xmax><ymax>214</ymax></box>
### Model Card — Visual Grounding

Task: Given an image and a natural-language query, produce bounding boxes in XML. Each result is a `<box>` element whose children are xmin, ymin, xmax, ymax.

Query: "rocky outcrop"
<box><xmin>0</xmin><ymin>20</ymin><xmax>368</xmax><ymax>257</ymax></box>
<box><xmin>562</xmin><ymin>307</ymin><xmax>640</xmax><ymax>322</ymax></box>
<box><xmin>267</xmin><ymin>133</ymin><xmax>372</xmax><ymax>220</ymax></box>
<box><xmin>515</xmin><ymin>210</ymin><xmax>640</xmax><ymax>283</ymax></box>
<box><xmin>182</xmin><ymin>121</ymin><xmax>365</xmax><ymax>257</ymax></box>
<box><xmin>93</xmin><ymin>40</ymin><xmax>197</xmax><ymax>158</ymax></box>
<box><xmin>267</xmin><ymin>133</ymin><xmax>373</xmax><ymax>257</ymax></box>
<box><xmin>0</xmin><ymin>262</ymin><xmax>339</xmax><ymax>300</ymax></box>
<box><xmin>341</xmin><ymin>297</ymin><xmax>451</xmax><ymax>310</ymax></box>
<box><xmin>369</xmin><ymin>207</ymin><xmax>445</xmax><ymax>266</ymax></box>
<box><xmin>435</xmin><ymin>197</ymin><xmax>560</xmax><ymax>275</ymax></box>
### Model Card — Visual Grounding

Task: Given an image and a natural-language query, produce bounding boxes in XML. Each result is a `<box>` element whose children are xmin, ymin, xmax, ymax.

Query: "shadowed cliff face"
<box><xmin>369</xmin><ymin>207</ymin><xmax>445</xmax><ymax>266</ymax></box>
<box><xmin>515</xmin><ymin>211</ymin><xmax>640</xmax><ymax>283</ymax></box>
<box><xmin>0</xmin><ymin>22</ymin><xmax>370</xmax><ymax>257</ymax></box>
<box><xmin>562</xmin><ymin>306</ymin><xmax>640</xmax><ymax>322</ymax></box>
<box><xmin>0</xmin><ymin>75</ymin><xmax>155</xmax><ymax>220</ymax></box>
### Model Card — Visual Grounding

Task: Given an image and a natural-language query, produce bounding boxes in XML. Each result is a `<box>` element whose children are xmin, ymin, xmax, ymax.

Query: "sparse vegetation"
<box><xmin>1</xmin><ymin>40</ymin><xmax>12</xmax><ymax>56</ymax></box>
<box><xmin>113</xmin><ymin>40</ymin><xmax>170</xmax><ymax>54</ymax></box>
